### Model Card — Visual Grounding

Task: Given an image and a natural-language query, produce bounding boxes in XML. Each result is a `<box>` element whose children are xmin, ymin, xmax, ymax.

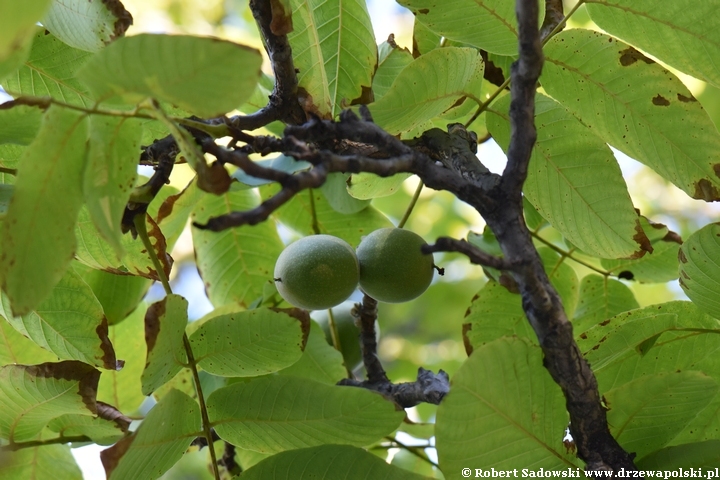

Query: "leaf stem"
<box><xmin>133</xmin><ymin>214</ymin><xmax>220</xmax><ymax>480</ymax></box>
<box><xmin>398</xmin><ymin>181</ymin><xmax>423</xmax><ymax>229</ymax></box>
<box><xmin>530</xmin><ymin>230</ymin><xmax>609</xmax><ymax>276</ymax></box>
<box><xmin>384</xmin><ymin>435</ymin><xmax>438</xmax><ymax>468</ymax></box>
<box><xmin>0</xmin><ymin>435</ymin><xmax>92</xmax><ymax>451</ymax></box>
<box><xmin>0</xmin><ymin>167</ymin><xmax>17</xmax><ymax>175</ymax></box>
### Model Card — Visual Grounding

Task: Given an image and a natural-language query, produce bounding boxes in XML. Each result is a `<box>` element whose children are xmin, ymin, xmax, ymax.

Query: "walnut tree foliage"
<box><xmin>1</xmin><ymin>0</ymin><xmax>720</xmax><ymax>478</ymax></box>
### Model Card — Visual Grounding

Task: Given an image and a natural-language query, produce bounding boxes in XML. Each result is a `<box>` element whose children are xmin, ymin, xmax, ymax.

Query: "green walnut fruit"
<box><xmin>274</xmin><ymin>235</ymin><xmax>359</xmax><ymax>310</ymax></box>
<box><xmin>356</xmin><ymin>228</ymin><xmax>434</xmax><ymax>303</ymax></box>
<box><xmin>312</xmin><ymin>302</ymin><xmax>378</xmax><ymax>372</ymax></box>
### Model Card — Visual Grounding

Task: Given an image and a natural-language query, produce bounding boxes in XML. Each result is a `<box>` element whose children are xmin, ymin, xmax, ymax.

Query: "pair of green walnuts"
<box><xmin>274</xmin><ymin>228</ymin><xmax>435</xmax><ymax>310</ymax></box>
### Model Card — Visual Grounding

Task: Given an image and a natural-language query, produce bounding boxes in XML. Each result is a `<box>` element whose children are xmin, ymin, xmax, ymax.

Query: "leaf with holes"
<box><xmin>208</xmin><ymin>375</ymin><xmax>404</xmax><ymax>453</ymax></box>
<box><xmin>0</xmin><ymin>361</ymin><xmax>100</xmax><ymax>442</ymax></box>
<box><xmin>288</xmin><ymin>0</ymin><xmax>376</xmax><ymax>118</ymax></box>
<box><xmin>543</xmin><ymin>30</ymin><xmax>720</xmax><ymax>201</ymax></box>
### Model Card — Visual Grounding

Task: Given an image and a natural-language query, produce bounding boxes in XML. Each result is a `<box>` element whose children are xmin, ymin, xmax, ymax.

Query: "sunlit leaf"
<box><xmin>586</xmin><ymin>0</ymin><xmax>720</xmax><ymax>88</ymax></box>
<box><xmin>412</xmin><ymin>18</ymin><xmax>441</xmax><ymax>57</ymax></box>
<box><xmin>208</xmin><ymin>376</ymin><xmax>404</xmax><ymax>453</ymax></box>
<box><xmin>347</xmin><ymin>173</ymin><xmax>411</xmax><ymax>200</ymax></box>
<box><xmin>0</xmin><ymin>319</ymin><xmax>60</xmax><ymax>366</ymax></box>
<box><xmin>288</xmin><ymin>0</ymin><xmax>377</xmax><ymax>118</ymax></box>
<box><xmin>539</xmin><ymin>247</ymin><xmax>579</xmax><ymax>317</ymax></box>
<box><xmin>678</xmin><ymin>222</ymin><xmax>720</xmax><ymax>319</ymax></box>
<box><xmin>141</xmin><ymin>295</ymin><xmax>189</xmax><ymax>395</ymax></box>
<box><xmin>399</xmin><ymin>0</ymin><xmax>524</xmax><ymax>55</ymax></box>
<box><xmin>369</xmin><ymin>47</ymin><xmax>484</xmax><ymax>135</ymax></box>
<box><xmin>189</xmin><ymin>308</ymin><xmax>305</xmax><ymax>377</ymax></box>
<box><xmin>240</xmin><ymin>445</ymin><xmax>431</xmax><ymax>480</ymax></box>
<box><xmin>43</xmin><ymin>0</ymin><xmax>132</xmax><ymax>53</ymax></box>
<box><xmin>0</xmin><ymin>361</ymin><xmax>99</xmax><ymax>442</ymax></box>
<box><xmin>488</xmin><ymin>93</ymin><xmax>647</xmax><ymax>259</ymax></box>
<box><xmin>543</xmin><ymin>30</ymin><xmax>720</xmax><ymax>201</ymax></box>
<box><xmin>83</xmin><ymin>116</ymin><xmax>141</xmax><ymax>259</ymax></box>
<box><xmin>79</xmin><ymin>34</ymin><xmax>263</xmax><ymax>117</ymax></box>
<box><xmin>192</xmin><ymin>187</ymin><xmax>284</xmax><ymax>308</ymax></box>
<box><xmin>101</xmin><ymin>389</ymin><xmax>201</xmax><ymax>480</ymax></box>
<box><xmin>606</xmin><ymin>371</ymin><xmax>718</xmax><ymax>460</ymax></box>
<box><xmin>47</xmin><ymin>411</ymin><xmax>128</xmax><ymax>445</ymax></box>
<box><xmin>373</xmin><ymin>41</ymin><xmax>414</xmax><ymax>101</ymax></box>
<box><xmin>0</xmin><ymin>444</ymin><xmax>81</xmax><ymax>479</ymax></box>
<box><xmin>0</xmin><ymin>106</ymin><xmax>87</xmax><ymax>315</ymax></box>
<box><xmin>320</xmin><ymin>173</ymin><xmax>370</xmax><ymax>214</ymax></box>
<box><xmin>436</xmin><ymin>337</ymin><xmax>577</xmax><ymax>471</ymax></box>
<box><xmin>0</xmin><ymin>267</ymin><xmax>117</xmax><ymax>369</ymax></box>
<box><xmin>0</xmin><ymin>144</ymin><xmax>24</xmax><ymax>169</ymax></box>
<box><xmin>572</xmin><ymin>274</ymin><xmax>639</xmax><ymax>334</ymax></box>
<box><xmin>2</xmin><ymin>30</ymin><xmax>94</xmax><ymax>106</ymax></box>
<box><xmin>277</xmin><ymin>321</ymin><xmax>346</xmax><ymax>384</ymax></box>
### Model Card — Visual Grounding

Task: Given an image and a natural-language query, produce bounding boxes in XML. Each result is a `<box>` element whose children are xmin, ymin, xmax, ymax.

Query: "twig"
<box><xmin>423</xmin><ymin>237</ymin><xmax>517</xmax><ymax>271</ymax></box>
<box><xmin>398</xmin><ymin>181</ymin><xmax>424</xmax><ymax>229</ymax></box>
<box><xmin>384</xmin><ymin>435</ymin><xmax>439</xmax><ymax>468</ymax></box>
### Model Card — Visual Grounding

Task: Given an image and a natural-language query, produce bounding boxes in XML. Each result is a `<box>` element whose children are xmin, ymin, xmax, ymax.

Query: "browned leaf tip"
<box><xmin>96</xmin><ymin>317</ymin><xmax>120</xmax><ymax>370</ymax></box>
<box><xmin>269</xmin><ymin>0</ymin><xmax>293</xmax><ymax>35</ymax></box>
<box><xmin>156</xmin><ymin>179</ymin><xmax>194</xmax><ymax>224</ymax></box>
<box><xmin>101</xmin><ymin>434</ymin><xmax>135</xmax><ymax>478</ymax></box>
<box><xmin>100</xmin><ymin>0</ymin><xmax>133</xmax><ymax>41</ymax></box>
<box><xmin>135</xmin><ymin>215</ymin><xmax>174</xmax><ymax>280</ymax></box>
<box><xmin>144</xmin><ymin>297</ymin><xmax>168</xmax><ymax>355</ymax></box>
<box><xmin>693</xmin><ymin>178</ymin><xmax>720</xmax><ymax>202</ymax></box>
<box><xmin>271</xmin><ymin>307</ymin><xmax>311</xmax><ymax>350</ymax></box>
<box><xmin>630</xmin><ymin>219</ymin><xmax>653</xmax><ymax>259</ymax></box>
<box><xmin>96</xmin><ymin>401</ymin><xmax>132</xmax><ymax>432</ymax></box>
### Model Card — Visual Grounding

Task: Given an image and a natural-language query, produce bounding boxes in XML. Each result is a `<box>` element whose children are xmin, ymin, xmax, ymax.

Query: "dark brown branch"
<box><xmin>423</xmin><ymin>237</ymin><xmax>517</xmax><ymax>271</ymax></box>
<box><xmin>355</xmin><ymin>295</ymin><xmax>387</xmax><ymax>384</ymax></box>
<box><xmin>540</xmin><ymin>0</ymin><xmax>565</xmax><ymax>40</ymax></box>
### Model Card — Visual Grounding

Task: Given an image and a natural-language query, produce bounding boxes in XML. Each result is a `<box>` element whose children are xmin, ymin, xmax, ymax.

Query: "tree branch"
<box><xmin>423</xmin><ymin>237</ymin><xmax>517</xmax><ymax>271</ymax></box>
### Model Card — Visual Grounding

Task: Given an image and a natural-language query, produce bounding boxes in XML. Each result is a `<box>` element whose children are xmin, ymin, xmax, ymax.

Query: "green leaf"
<box><xmin>240</xmin><ymin>445</ymin><xmax>432</xmax><ymax>480</ymax></box>
<box><xmin>0</xmin><ymin>254</ymin><xmax>117</xmax><ymax>369</ymax></box>
<box><xmin>539</xmin><ymin>247</ymin><xmax>579</xmax><ymax>317</ymax></box>
<box><xmin>0</xmin><ymin>444</ymin><xmax>82</xmax><ymax>479</ymax></box>
<box><xmin>374</xmin><ymin>41</ymin><xmax>414</xmax><ymax>101</ymax></box>
<box><xmin>463</xmin><ymin>280</ymin><xmax>536</xmax><ymax>350</ymax></box>
<box><xmin>78</xmin><ymin>34</ymin><xmax>263</xmax><ymax>117</ymax></box>
<box><xmin>262</xmin><ymin>185</ymin><xmax>393</xmax><ymax>247</ymax></box>
<box><xmin>572</xmin><ymin>274</ymin><xmax>639</xmax><ymax>334</ymax></box>
<box><xmin>101</xmin><ymin>389</ymin><xmax>201</xmax><ymax>480</ymax></box>
<box><xmin>0</xmin><ymin>0</ymin><xmax>51</xmax><ymax>63</ymax></box>
<box><xmin>412</xmin><ymin>18</ymin><xmax>441</xmax><ymax>57</ymax></box>
<box><xmin>2</xmin><ymin>30</ymin><xmax>94</xmax><ymax>106</ymax></box>
<box><xmin>0</xmin><ymin>105</ymin><xmax>42</xmax><ymax>145</ymax></box>
<box><xmin>97</xmin><ymin>305</ymin><xmax>147</xmax><ymax>414</ymax></box>
<box><xmin>207</xmin><ymin>376</ymin><xmax>404</xmax><ymax>453</ymax></box>
<box><xmin>47</xmin><ymin>411</ymin><xmax>128</xmax><ymax>445</ymax></box>
<box><xmin>0</xmin><ymin>361</ymin><xmax>99</xmax><ymax>442</ymax></box>
<box><xmin>601</xmin><ymin>217</ymin><xmax>681</xmax><ymax>283</ymax></box>
<box><xmin>436</xmin><ymin>337</ymin><xmax>577</xmax><ymax>472</ymax></box>
<box><xmin>543</xmin><ymin>30</ymin><xmax>720</xmax><ymax>201</ymax></box>
<box><xmin>43</xmin><ymin>0</ymin><xmax>132</xmax><ymax>53</ymax></box>
<box><xmin>276</xmin><ymin>321</ymin><xmax>346</xmax><ymax>384</ymax></box>
<box><xmin>83</xmin><ymin>116</ymin><xmax>141</xmax><ymax>259</ymax></box>
<box><xmin>577</xmin><ymin>301</ymin><xmax>720</xmax><ymax>376</ymax></box>
<box><xmin>488</xmin><ymin>92</ymin><xmax>648</xmax><ymax>259</ymax></box>
<box><xmin>0</xmin><ymin>319</ymin><xmax>60</xmax><ymax>366</ymax></box>
<box><xmin>189</xmin><ymin>308</ymin><xmax>305</xmax><ymax>377</ymax></box>
<box><xmin>368</xmin><ymin>47</ymin><xmax>483</xmax><ymax>135</ymax></box>
<box><xmin>320</xmin><ymin>173</ymin><xmax>370</xmax><ymax>214</ymax></box>
<box><xmin>0</xmin><ymin>105</ymin><xmax>88</xmax><ymax>315</ymax></box>
<box><xmin>347</xmin><ymin>173</ymin><xmax>411</xmax><ymax>200</ymax></box>
<box><xmin>0</xmin><ymin>29</ymin><xmax>33</xmax><ymax>83</ymax></box>
<box><xmin>155</xmin><ymin>178</ymin><xmax>205</xmax><ymax>244</ymax></box>
<box><xmin>73</xmin><ymin>262</ymin><xmax>150</xmax><ymax>325</ymax></box>
<box><xmin>586</xmin><ymin>0</ymin><xmax>720</xmax><ymax>88</ymax></box>
<box><xmin>288</xmin><ymin>0</ymin><xmax>377</xmax><ymax>118</ymax></box>
<box><xmin>399</xmin><ymin>0</ymin><xmax>526</xmax><ymax>55</ymax></box>
<box><xmin>191</xmin><ymin>188</ymin><xmax>284</xmax><ymax>308</ymax></box>
<box><xmin>141</xmin><ymin>295</ymin><xmax>189</xmax><ymax>396</ymax></box>
<box><xmin>637</xmin><ymin>441</ymin><xmax>720</xmax><ymax>469</ymax></box>
<box><xmin>605</xmin><ymin>371</ymin><xmax>718</xmax><ymax>460</ymax></box>
<box><xmin>679</xmin><ymin>222</ymin><xmax>720</xmax><ymax>319</ymax></box>
<box><xmin>0</xmin><ymin>144</ymin><xmax>24</xmax><ymax>169</ymax></box>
